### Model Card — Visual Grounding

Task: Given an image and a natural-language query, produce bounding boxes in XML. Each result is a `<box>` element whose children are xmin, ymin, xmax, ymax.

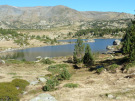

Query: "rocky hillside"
<box><xmin>0</xmin><ymin>5</ymin><xmax>133</xmax><ymax>29</ymax></box>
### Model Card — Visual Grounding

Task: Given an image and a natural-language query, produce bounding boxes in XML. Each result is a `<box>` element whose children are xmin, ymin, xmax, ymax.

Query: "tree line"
<box><xmin>75</xmin><ymin>28</ymin><xmax>127</xmax><ymax>37</ymax></box>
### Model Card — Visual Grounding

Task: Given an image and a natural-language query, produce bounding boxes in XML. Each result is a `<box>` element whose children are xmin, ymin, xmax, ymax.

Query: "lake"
<box><xmin>8</xmin><ymin>39</ymin><xmax>118</xmax><ymax>61</ymax></box>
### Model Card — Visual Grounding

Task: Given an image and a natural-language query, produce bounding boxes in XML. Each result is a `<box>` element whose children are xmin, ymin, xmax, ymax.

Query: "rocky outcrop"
<box><xmin>113</xmin><ymin>40</ymin><xmax>121</xmax><ymax>45</ymax></box>
<box><xmin>30</xmin><ymin>93</ymin><xmax>57</xmax><ymax>101</ymax></box>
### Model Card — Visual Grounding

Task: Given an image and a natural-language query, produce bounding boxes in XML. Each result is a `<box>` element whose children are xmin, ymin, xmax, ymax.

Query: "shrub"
<box><xmin>43</xmin><ymin>77</ymin><xmax>59</xmax><ymax>91</ymax></box>
<box><xmin>0</xmin><ymin>82</ymin><xmax>19</xmax><ymax>101</ymax></box>
<box><xmin>56</xmin><ymin>67</ymin><xmax>71</xmax><ymax>80</ymax></box>
<box><xmin>11</xmin><ymin>79</ymin><xmax>29</xmax><ymax>92</ymax></box>
<box><xmin>124</xmin><ymin>61</ymin><xmax>135</xmax><ymax>70</ymax></box>
<box><xmin>96</xmin><ymin>67</ymin><xmax>104</xmax><ymax>74</ymax></box>
<box><xmin>109</xmin><ymin>64</ymin><xmax>119</xmax><ymax>72</ymax></box>
<box><xmin>41</xmin><ymin>58</ymin><xmax>55</xmax><ymax>64</ymax></box>
<box><xmin>64</xmin><ymin>83</ymin><xmax>79</xmax><ymax>88</ymax></box>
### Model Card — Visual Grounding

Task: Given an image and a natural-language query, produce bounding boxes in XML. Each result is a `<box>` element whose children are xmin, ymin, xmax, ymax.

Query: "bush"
<box><xmin>56</xmin><ymin>67</ymin><xmax>71</xmax><ymax>80</ymax></box>
<box><xmin>48</xmin><ymin>64</ymin><xmax>69</xmax><ymax>74</ymax></box>
<box><xmin>43</xmin><ymin>77</ymin><xmax>59</xmax><ymax>91</ymax></box>
<box><xmin>0</xmin><ymin>82</ymin><xmax>19</xmax><ymax>101</ymax></box>
<box><xmin>64</xmin><ymin>83</ymin><xmax>79</xmax><ymax>88</ymax></box>
<box><xmin>109</xmin><ymin>64</ymin><xmax>119</xmax><ymax>72</ymax></box>
<box><xmin>11</xmin><ymin>79</ymin><xmax>29</xmax><ymax>92</ymax></box>
<box><xmin>43</xmin><ymin>64</ymin><xmax>71</xmax><ymax>92</ymax></box>
<box><xmin>124</xmin><ymin>61</ymin><xmax>135</xmax><ymax>70</ymax></box>
<box><xmin>96</xmin><ymin>67</ymin><xmax>104</xmax><ymax>74</ymax></box>
<box><xmin>41</xmin><ymin>58</ymin><xmax>55</xmax><ymax>64</ymax></box>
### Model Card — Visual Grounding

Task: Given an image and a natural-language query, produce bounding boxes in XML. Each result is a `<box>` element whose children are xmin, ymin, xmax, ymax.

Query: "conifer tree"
<box><xmin>83</xmin><ymin>44</ymin><xmax>94</xmax><ymax>66</ymax></box>
<box><xmin>122</xmin><ymin>15</ymin><xmax>135</xmax><ymax>61</ymax></box>
<box><xmin>73</xmin><ymin>38</ymin><xmax>85</xmax><ymax>64</ymax></box>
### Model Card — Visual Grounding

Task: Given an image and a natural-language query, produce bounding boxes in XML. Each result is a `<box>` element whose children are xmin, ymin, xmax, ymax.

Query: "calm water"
<box><xmin>11</xmin><ymin>39</ymin><xmax>118</xmax><ymax>61</ymax></box>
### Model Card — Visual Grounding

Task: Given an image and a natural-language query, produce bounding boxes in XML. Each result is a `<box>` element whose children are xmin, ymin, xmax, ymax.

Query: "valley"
<box><xmin>0</xmin><ymin>4</ymin><xmax>135</xmax><ymax>101</ymax></box>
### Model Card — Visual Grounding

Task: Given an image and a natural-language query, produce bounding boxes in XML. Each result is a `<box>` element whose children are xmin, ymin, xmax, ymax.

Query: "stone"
<box><xmin>107</xmin><ymin>94</ymin><xmax>114</xmax><ymax>99</ymax></box>
<box><xmin>0</xmin><ymin>59</ymin><xmax>5</xmax><ymax>64</ymax></box>
<box><xmin>113</xmin><ymin>40</ymin><xmax>121</xmax><ymax>45</ymax></box>
<box><xmin>30</xmin><ymin>81</ymin><xmax>39</xmax><ymax>86</ymax></box>
<box><xmin>23</xmin><ymin>91</ymin><xmax>28</xmax><ymax>95</ymax></box>
<box><xmin>35</xmin><ymin>56</ymin><xmax>43</xmax><ymax>62</ymax></box>
<box><xmin>44</xmin><ymin>57</ymin><xmax>50</xmax><ymax>59</ymax></box>
<box><xmin>37</xmin><ymin>77</ymin><xmax>47</xmax><ymax>83</ymax></box>
<box><xmin>36</xmin><ymin>56</ymin><xmax>42</xmax><ymax>60</ymax></box>
<box><xmin>115</xmin><ymin>96</ymin><xmax>121</xmax><ymax>100</ymax></box>
<box><xmin>30</xmin><ymin>93</ymin><xmax>57</xmax><ymax>101</ymax></box>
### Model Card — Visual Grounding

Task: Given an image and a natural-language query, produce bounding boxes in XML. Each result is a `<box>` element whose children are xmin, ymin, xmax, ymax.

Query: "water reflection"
<box><xmin>4</xmin><ymin>39</ymin><xmax>118</xmax><ymax>61</ymax></box>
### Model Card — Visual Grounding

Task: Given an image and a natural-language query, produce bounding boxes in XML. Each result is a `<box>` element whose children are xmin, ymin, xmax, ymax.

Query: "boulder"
<box><xmin>35</xmin><ymin>56</ymin><xmax>43</xmax><ymax>62</ymax></box>
<box><xmin>113</xmin><ymin>40</ymin><xmax>121</xmax><ymax>45</ymax></box>
<box><xmin>37</xmin><ymin>77</ymin><xmax>47</xmax><ymax>83</ymax></box>
<box><xmin>30</xmin><ymin>93</ymin><xmax>57</xmax><ymax>101</ymax></box>
<box><xmin>36</xmin><ymin>56</ymin><xmax>42</xmax><ymax>60</ymax></box>
<box><xmin>107</xmin><ymin>94</ymin><xmax>114</xmax><ymax>99</ymax></box>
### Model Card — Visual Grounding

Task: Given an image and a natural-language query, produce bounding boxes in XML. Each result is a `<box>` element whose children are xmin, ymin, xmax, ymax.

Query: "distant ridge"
<box><xmin>0</xmin><ymin>5</ymin><xmax>133</xmax><ymax>29</ymax></box>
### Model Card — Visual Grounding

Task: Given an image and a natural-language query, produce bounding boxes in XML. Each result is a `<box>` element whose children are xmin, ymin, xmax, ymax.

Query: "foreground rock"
<box><xmin>30</xmin><ymin>93</ymin><xmax>57</xmax><ymax>101</ymax></box>
<box><xmin>30</xmin><ymin>81</ymin><xmax>39</xmax><ymax>86</ymax></box>
<box><xmin>37</xmin><ymin>77</ymin><xmax>47</xmax><ymax>83</ymax></box>
<box><xmin>107</xmin><ymin>94</ymin><xmax>114</xmax><ymax>99</ymax></box>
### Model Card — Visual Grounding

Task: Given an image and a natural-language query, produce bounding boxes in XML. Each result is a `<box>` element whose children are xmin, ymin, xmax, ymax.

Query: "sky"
<box><xmin>0</xmin><ymin>0</ymin><xmax>134</xmax><ymax>14</ymax></box>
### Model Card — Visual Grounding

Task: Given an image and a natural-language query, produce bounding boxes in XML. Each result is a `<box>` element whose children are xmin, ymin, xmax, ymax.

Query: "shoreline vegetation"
<box><xmin>0</xmin><ymin>27</ymin><xmax>124</xmax><ymax>52</ymax></box>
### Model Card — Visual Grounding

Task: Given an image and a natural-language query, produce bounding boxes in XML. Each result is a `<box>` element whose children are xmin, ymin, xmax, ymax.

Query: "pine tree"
<box><xmin>122</xmin><ymin>15</ymin><xmax>135</xmax><ymax>61</ymax></box>
<box><xmin>73</xmin><ymin>38</ymin><xmax>85</xmax><ymax>64</ymax></box>
<box><xmin>83</xmin><ymin>44</ymin><xmax>94</xmax><ymax>66</ymax></box>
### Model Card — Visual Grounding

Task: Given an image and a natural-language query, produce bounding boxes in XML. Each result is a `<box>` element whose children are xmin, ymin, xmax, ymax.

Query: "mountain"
<box><xmin>0</xmin><ymin>5</ymin><xmax>133</xmax><ymax>29</ymax></box>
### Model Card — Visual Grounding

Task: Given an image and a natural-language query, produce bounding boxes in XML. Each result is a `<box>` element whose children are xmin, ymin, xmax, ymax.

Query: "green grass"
<box><xmin>12</xmin><ymin>76</ymin><xmax>22</xmax><ymax>79</ymax></box>
<box><xmin>111</xmin><ymin>89</ymin><xmax>135</xmax><ymax>99</ymax></box>
<box><xmin>41</xmin><ymin>58</ymin><xmax>55</xmax><ymax>64</ymax></box>
<box><xmin>6</xmin><ymin>59</ymin><xmax>34</xmax><ymax>64</ymax></box>
<box><xmin>48</xmin><ymin>64</ymin><xmax>69</xmax><ymax>74</ymax></box>
<box><xmin>12</xmin><ymin>79</ymin><xmax>29</xmax><ymax>92</ymax></box>
<box><xmin>0</xmin><ymin>79</ymin><xmax>29</xmax><ymax>101</ymax></box>
<box><xmin>108</xmin><ymin>64</ymin><xmax>119</xmax><ymax>72</ymax></box>
<box><xmin>64</xmin><ymin>83</ymin><xmax>79</xmax><ymax>88</ymax></box>
<box><xmin>7</xmin><ymin>72</ymin><xmax>17</xmax><ymax>75</ymax></box>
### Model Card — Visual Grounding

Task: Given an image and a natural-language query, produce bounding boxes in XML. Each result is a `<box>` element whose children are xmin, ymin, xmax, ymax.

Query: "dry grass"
<box><xmin>0</xmin><ymin>55</ymin><xmax>135</xmax><ymax>101</ymax></box>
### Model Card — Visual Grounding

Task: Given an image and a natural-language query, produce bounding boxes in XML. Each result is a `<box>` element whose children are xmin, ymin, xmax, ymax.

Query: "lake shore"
<box><xmin>0</xmin><ymin>38</ymin><xmax>121</xmax><ymax>56</ymax></box>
